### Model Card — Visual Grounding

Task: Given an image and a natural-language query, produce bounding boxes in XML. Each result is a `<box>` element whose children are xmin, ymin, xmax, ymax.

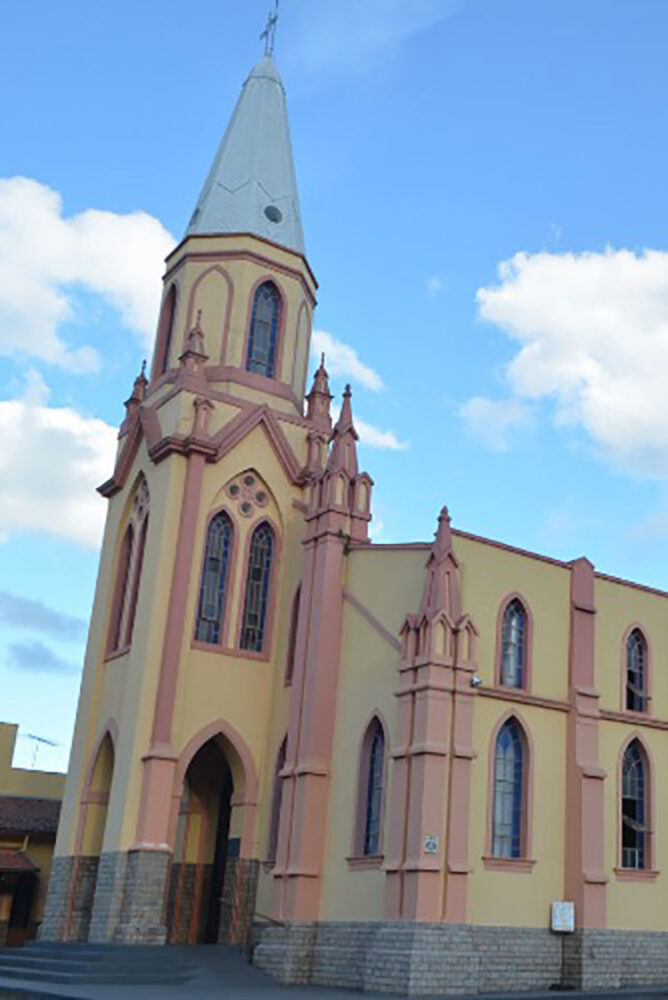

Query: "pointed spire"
<box><xmin>185</xmin><ymin>50</ymin><xmax>304</xmax><ymax>254</ymax></box>
<box><xmin>306</xmin><ymin>353</ymin><xmax>333</xmax><ymax>427</ymax></box>
<box><xmin>418</xmin><ymin>505</ymin><xmax>460</xmax><ymax>621</ymax></box>
<box><xmin>178</xmin><ymin>310</ymin><xmax>209</xmax><ymax>383</ymax></box>
<box><xmin>327</xmin><ymin>385</ymin><xmax>359</xmax><ymax>476</ymax></box>
<box><xmin>123</xmin><ymin>359</ymin><xmax>148</xmax><ymax>423</ymax></box>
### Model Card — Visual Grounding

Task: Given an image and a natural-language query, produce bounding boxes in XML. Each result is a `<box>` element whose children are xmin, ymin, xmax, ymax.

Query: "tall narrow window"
<box><xmin>125</xmin><ymin>516</ymin><xmax>148</xmax><ymax>647</ymax></box>
<box><xmin>626</xmin><ymin>629</ymin><xmax>647</xmax><ymax>712</ymax></box>
<box><xmin>108</xmin><ymin>524</ymin><xmax>134</xmax><ymax>653</ymax></box>
<box><xmin>364</xmin><ymin>721</ymin><xmax>385</xmax><ymax>855</ymax></box>
<box><xmin>622</xmin><ymin>740</ymin><xmax>648</xmax><ymax>870</ymax></box>
<box><xmin>195</xmin><ymin>512</ymin><xmax>233</xmax><ymax>644</ymax></box>
<box><xmin>492</xmin><ymin>718</ymin><xmax>524</xmax><ymax>859</ymax></box>
<box><xmin>240</xmin><ymin>522</ymin><xmax>275</xmax><ymax>652</ymax></box>
<box><xmin>267</xmin><ymin>737</ymin><xmax>287</xmax><ymax>864</ymax></box>
<box><xmin>157</xmin><ymin>284</ymin><xmax>177</xmax><ymax>376</ymax></box>
<box><xmin>501</xmin><ymin>599</ymin><xmax>526</xmax><ymax>688</ymax></box>
<box><xmin>246</xmin><ymin>282</ymin><xmax>280</xmax><ymax>378</ymax></box>
<box><xmin>284</xmin><ymin>585</ymin><xmax>301</xmax><ymax>685</ymax></box>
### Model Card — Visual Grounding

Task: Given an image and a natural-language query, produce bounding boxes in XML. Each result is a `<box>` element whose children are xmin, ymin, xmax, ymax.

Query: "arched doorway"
<box><xmin>69</xmin><ymin>731</ymin><xmax>115</xmax><ymax>941</ymax></box>
<box><xmin>167</xmin><ymin>739</ymin><xmax>233</xmax><ymax>944</ymax></box>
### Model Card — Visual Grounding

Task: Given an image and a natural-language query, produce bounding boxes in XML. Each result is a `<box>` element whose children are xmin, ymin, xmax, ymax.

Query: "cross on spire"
<box><xmin>261</xmin><ymin>0</ymin><xmax>279</xmax><ymax>57</ymax></box>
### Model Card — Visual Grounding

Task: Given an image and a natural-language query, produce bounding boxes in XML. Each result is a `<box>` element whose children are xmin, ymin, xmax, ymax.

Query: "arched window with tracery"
<box><xmin>240</xmin><ymin>522</ymin><xmax>275</xmax><ymax>652</ymax></box>
<box><xmin>500</xmin><ymin>598</ymin><xmax>527</xmax><ymax>688</ymax></box>
<box><xmin>195</xmin><ymin>512</ymin><xmax>233</xmax><ymax>644</ymax></box>
<box><xmin>106</xmin><ymin>476</ymin><xmax>150</xmax><ymax>655</ymax></box>
<box><xmin>492</xmin><ymin>717</ymin><xmax>525</xmax><ymax>859</ymax></box>
<box><xmin>284</xmin><ymin>585</ymin><xmax>301</xmax><ymax>685</ymax></box>
<box><xmin>352</xmin><ymin>717</ymin><xmax>386</xmax><ymax>858</ymax></box>
<box><xmin>246</xmin><ymin>281</ymin><xmax>280</xmax><ymax>379</ymax></box>
<box><xmin>626</xmin><ymin>628</ymin><xmax>647</xmax><ymax>712</ymax></box>
<box><xmin>267</xmin><ymin>736</ymin><xmax>287</xmax><ymax>864</ymax></box>
<box><xmin>622</xmin><ymin>739</ymin><xmax>649</xmax><ymax>870</ymax></box>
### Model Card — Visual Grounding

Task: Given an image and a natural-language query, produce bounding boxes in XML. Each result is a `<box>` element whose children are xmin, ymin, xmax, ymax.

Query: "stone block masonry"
<box><xmin>38</xmin><ymin>856</ymin><xmax>99</xmax><ymax>943</ymax></box>
<box><xmin>113</xmin><ymin>850</ymin><xmax>171</xmax><ymax>944</ymax></box>
<box><xmin>254</xmin><ymin>921</ymin><xmax>668</xmax><ymax>994</ymax></box>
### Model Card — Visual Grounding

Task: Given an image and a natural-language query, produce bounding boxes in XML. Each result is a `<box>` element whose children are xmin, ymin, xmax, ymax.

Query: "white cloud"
<box><xmin>473</xmin><ymin>248</ymin><xmax>668</xmax><ymax>476</ymax></box>
<box><xmin>311</xmin><ymin>330</ymin><xmax>384</xmax><ymax>391</ymax></box>
<box><xmin>460</xmin><ymin>396</ymin><xmax>531</xmax><ymax>452</ymax></box>
<box><xmin>427</xmin><ymin>277</ymin><xmax>444</xmax><ymax>298</ymax></box>
<box><xmin>289</xmin><ymin>0</ymin><xmax>465</xmax><ymax>77</ymax></box>
<box><xmin>356</xmin><ymin>417</ymin><xmax>408</xmax><ymax>451</ymax></box>
<box><xmin>0</xmin><ymin>374</ymin><xmax>116</xmax><ymax>548</ymax></box>
<box><xmin>0</xmin><ymin>177</ymin><xmax>175</xmax><ymax>371</ymax></box>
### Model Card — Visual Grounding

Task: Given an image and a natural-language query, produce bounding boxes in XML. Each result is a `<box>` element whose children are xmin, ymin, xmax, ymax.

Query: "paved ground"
<box><xmin>2</xmin><ymin>948</ymin><xmax>668</xmax><ymax>1000</ymax></box>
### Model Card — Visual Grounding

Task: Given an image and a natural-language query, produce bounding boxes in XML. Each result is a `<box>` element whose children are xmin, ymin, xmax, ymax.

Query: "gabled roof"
<box><xmin>0</xmin><ymin>796</ymin><xmax>61</xmax><ymax>837</ymax></box>
<box><xmin>185</xmin><ymin>56</ymin><xmax>305</xmax><ymax>254</ymax></box>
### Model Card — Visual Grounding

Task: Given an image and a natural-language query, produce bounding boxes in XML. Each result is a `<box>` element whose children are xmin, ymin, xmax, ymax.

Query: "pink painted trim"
<box><xmin>291</xmin><ymin>300</ymin><xmax>311</xmax><ymax>392</ymax></box>
<box><xmin>595</xmin><ymin>571</ymin><xmax>668</xmax><ymax>600</ymax></box>
<box><xmin>206</xmin><ymin>365</ymin><xmax>302</xmax><ymax>411</ymax></box>
<box><xmin>614</xmin><ymin>867</ymin><xmax>659</xmax><ymax>881</ymax></box>
<box><xmin>484</xmin><ymin>710</ymin><xmax>534</xmax><ymax>862</ymax></box>
<box><xmin>152</xmin><ymin>453</ymin><xmax>205</xmax><ymax>745</ymax></box>
<box><xmin>233</xmin><ymin>514</ymin><xmax>282</xmax><ymax>657</ymax></box>
<box><xmin>266</xmin><ymin>735</ymin><xmax>287</xmax><ymax>863</ymax></box>
<box><xmin>151</xmin><ymin>282</ymin><xmax>178</xmax><ymax>382</ymax></box>
<box><xmin>106</xmin><ymin>524</ymin><xmax>133</xmax><ymax>655</ymax></box>
<box><xmin>103</xmin><ymin>645</ymin><xmax>130</xmax><ymax>664</ymax></box>
<box><xmin>169</xmin><ymin>718</ymin><xmax>259</xmax><ymax>857</ymax></box>
<box><xmin>284</xmin><ymin>585</ymin><xmax>301</xmax><ymax>686</ymax></box>
<box><xmin>477</xmin><ymin>686</ymin><xmax>569</xmax><ymax>713</ymax></box>
<box><xmin>600</xmin><ymin>709</ymin><xmax>668</xmax><ymax>731</ymax></box>
<box><xmin>350</xmin><ymin>712</ymin><xmax>390</xmax><ymax>858</ymax></box>
<box><xmin>347</xmin><ymin>855</ymin><xmax>383</xmax><ymax>871</ymax></box>
<box><xmin>163</xmin><ymin>236</ymin><xmax>319</xmax><ymax>298</ymax></box>
<box><xmin>482</xmin><ymin>857</ymin><xmax>536</xmax><ymax>873</ymax></box>
<box><xmin>342</xmin><ymin>589</ymin><xmax>401</xmax><ymax>652</ymax></box>
<box><xmin>615</xmin><ymin>731</ymin><xmax>656</xmax><ymax>873</ymax></box>
<box><xmin>190</xmin><ymin>503</ymin><xmax>237</xmax><ymax>649</ymax></box>
<box><xmin>182</xmin><ymin>264</ymin><xmax>234</xmax><ymax>362</ymax></box>
<box><xmin>619</xmin><ymin>622</ymin><xmax>652</xmax><ymax>715</ymax></box>
<box><xmin>241</xmin><ymin>275</ymin><xmax>288</xmax><ymax>384</ymax></box>
<box><xmin>74</xmin><ymin>722</ymin><xmax>118</xmax><ymax>855</ymax></box>
<box><xmin>494</xmin><ymin>592</ymin><xmax>533</xmax><ymax>692</ymax></box>
<box><xmin>211</xmin><ymin>404</ymin><xmax>303</xmax><ymax>485</ymax></box>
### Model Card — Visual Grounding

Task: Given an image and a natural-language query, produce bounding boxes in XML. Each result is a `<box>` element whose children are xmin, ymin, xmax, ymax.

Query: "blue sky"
<box><xmin>3</xmin><ymin>0</ymin><xmax>668</xmax><ymax>770</ymax></box>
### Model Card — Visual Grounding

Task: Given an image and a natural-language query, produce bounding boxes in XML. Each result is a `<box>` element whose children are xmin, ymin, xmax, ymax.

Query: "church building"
<box><xmin>40</xmin><ymin>36</ymin><xmax>668</xmax><ymax>996</ymax></box>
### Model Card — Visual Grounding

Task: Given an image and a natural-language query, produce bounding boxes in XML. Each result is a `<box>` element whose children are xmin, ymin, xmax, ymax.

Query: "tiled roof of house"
<box><xmin>0</xmin><ymin>796</ymin><xmax>60</xmax><ymax>836</ymax></box>
<box><xmin>0</xmin><ymin>849</ymin><xmax>38</xmax><ymax>873</ymax></box>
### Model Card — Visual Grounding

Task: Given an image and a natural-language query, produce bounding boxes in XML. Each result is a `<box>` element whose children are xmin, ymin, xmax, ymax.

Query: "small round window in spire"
<box><xmin>264</xmin><ymin>205</ymin><xmax>283</xmax><ymax>224</ymax></box>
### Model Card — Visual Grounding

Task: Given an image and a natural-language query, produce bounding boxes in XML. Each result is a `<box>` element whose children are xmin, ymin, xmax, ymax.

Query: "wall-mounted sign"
<box><xmin>551</xmin><ymin>901</ymin><xmax>575</xmax><ymax>933</ymax></box>
<box><xmin>424</xmin><ymin>834</ymin><xmax>439</xmax><ymax>854</ymax></box>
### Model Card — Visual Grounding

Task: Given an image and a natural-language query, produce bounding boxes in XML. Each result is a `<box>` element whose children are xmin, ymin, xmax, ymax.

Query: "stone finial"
<box><xmin>123</xmin><ymin>359</ymin><xmax>149</xmax><ymax>424</ymax></box>
<box><xmin>327</xmin><ymin>385</ymin><xmax>359</xmax><ymax>476</ymax></box>
<box><xmin>306</xmin><ymin>352</ymin><xmax>333</xmax><ymax>427</ymax></box>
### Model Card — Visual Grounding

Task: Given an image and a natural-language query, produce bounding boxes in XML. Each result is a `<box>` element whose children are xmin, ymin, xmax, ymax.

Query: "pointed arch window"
<box><xmin>626</xmin><ymin>628</ymin><xmax>647</xmax><ymax>712</ymax></box>
<box><xmin>106</xmin><ymin>477</ymin><xmax>150</xmax><ymax>656</ymax></box>
<box><xmin>364</xmin><ymin>721</ymin><xmax>385</xmax><ymax>855</ymax></box>
<box><xmin>156</xmin><ymin>283</ymin><xmax>177</xmax><ymax>377</ymax></box>
<box><xmin>500</xmin><ymin>599</ymin><xmax>527</xmax><ymax>688</ymax></box>
<box><xmin>246</xmin><ymin>282</ymin><xmax>280</xmax><ymax>378</ymax></box>
<box><xmin>267</xmin><ymin>736</ymin><xmax>287</xmax><ymax>865</ymax></box>
<box><xmin>195</xmin><ymin>512</ymin><xmax>233</xmax><ymax>644</ymax></box>
<box><xmin>622</xmin><ymin>739</ymin><xmax>649</xmax><ymax>870</ymax></box>
<box><xmin>240</xmin><ymin>522</ymin><xmax>275</xmax><ymax>652</ymax></box>
<box><xmin>492</xmin><ymin>718</ymin><xmax>525</xmax><ymax>859</ymax></box>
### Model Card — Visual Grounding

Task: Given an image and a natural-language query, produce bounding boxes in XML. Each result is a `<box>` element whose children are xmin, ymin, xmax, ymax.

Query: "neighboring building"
<box><xmin>0</xmin><ymin>724</ymin><xmax>63</xmax><ymax>946</ymax></box>
<box><xmin>38</xmin><ymin>41</ymin><xmax>668</xmax><ymax>995</ymax></box>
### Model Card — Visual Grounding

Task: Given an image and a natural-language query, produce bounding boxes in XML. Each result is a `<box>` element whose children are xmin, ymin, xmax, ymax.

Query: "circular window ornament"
<box><xmin>243</xmin><ymin>475</ymin><xmax>256</xmax><ymax>488</ymax></box>
<box><xmin>264</xmin><ymin>205</ymin><xmax>283</xmax><ymax>224</ymax></box>
<box><xmin>228</xmin><ymin>484</ymin><xmax>240</xmax><ymax>497</ymax></box>
<box><xmin>240</xmin><ymin>501</ymin><xmax>253</xmax><ymax>517</ymax></box>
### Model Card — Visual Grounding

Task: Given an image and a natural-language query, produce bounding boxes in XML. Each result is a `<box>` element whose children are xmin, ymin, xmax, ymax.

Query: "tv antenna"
<box><xmin>22</xmin><ymin>733</ymin><xmax>59</xmax><ymax>770</ymax></box>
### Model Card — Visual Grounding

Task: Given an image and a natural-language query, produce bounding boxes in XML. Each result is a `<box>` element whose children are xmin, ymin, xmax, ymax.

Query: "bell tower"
<box><xmin>38</xmin><ymin>25</ymin><xmax>372</xmax><ymax>949</ymax></box>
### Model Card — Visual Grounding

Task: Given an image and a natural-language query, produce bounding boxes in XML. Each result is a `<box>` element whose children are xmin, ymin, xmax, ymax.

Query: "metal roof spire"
<box><xmin>261</xmin><ymin>1</ymin><xmax>279</xmax><ymax>57</ymax></box>
<box><xmin>185</xmin><ymin>2</ymin><xmax>304</xmax><ymax>254</ymax></box>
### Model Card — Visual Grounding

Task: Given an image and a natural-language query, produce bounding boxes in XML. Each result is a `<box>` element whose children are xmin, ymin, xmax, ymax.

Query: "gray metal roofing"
<box><xmin>185</xmin><ymin>56</ymin><xmax>305</xmax><ymax>254</ymax></box>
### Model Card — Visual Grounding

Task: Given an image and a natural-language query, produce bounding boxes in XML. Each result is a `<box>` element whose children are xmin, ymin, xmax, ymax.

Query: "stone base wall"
<box><xmin>219</xmin><ymin>858</ymin><xmax>259</xmax><ymax>950</ymax></box>
<box><xmin>113</xmin><ymin>850</ymin><xmax>170</xmax><ymax>945</ymax></box>
<box><xmin>87</xmin><ymin>852</ymin><xmax>128</xmax><ymax>944</ymax></box>
<box><xmin>254</xmin><ymin>921</ymin><xmax>668</xmax><ymax>995</ymax></box>
<box><xmin>38</xmin><ymin>856</ymin><xmax>99</xmax><ymax>943</ymax></box>
<box><xmin>165</xmin><ymin>863</ymin><xmax>212</xmax><ymax>944</ymax></box>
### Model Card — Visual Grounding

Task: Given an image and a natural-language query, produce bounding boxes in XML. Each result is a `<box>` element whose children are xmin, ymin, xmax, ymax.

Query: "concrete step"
<box><xmin>0</xmin><ymin>943</ymin><xmax>198</xmax><ymax>985</ymax></box>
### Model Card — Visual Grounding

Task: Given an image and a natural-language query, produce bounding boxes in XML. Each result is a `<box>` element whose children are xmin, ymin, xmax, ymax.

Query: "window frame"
<box><xmin>193</xmin><ymin>507</ymin><xmax>235</xmax><ymax>647</ymax></box>
<box><xmin>484</xmin><ymin>712</ymin><xmax>534</xmax><ymax>872</ymax></box>
<box><xmin>615</xmin><ymin>734</ymin><xmax>656</xmax><ymax>880</ymax></box>
<box><xmin>621</xmin><ymin>624</ymin><xmax>651</xmax><ymax>716</ymax></box>
<box><xmin>244</xmin><ymin>278</ymin><xmax>284</xmax><ymax>381</ymax></box>
<box><xmin>495</xmin><ymin>593</ymin><xmax>533</xmax><ymax>692</ymax></box>
<box><xmin>237</xmin><ymin>518</ymin><xmax>279</xmax><ymax>659</ymax></box>
<box><xmin>105</xmin><ymin>475</ymin><xmax>150</xmax><ymax>658</ymax></box>
<box><xmin>349</xmin><ymin>713</ymin><xmax>388</xmax><ymax>869</ymax></box>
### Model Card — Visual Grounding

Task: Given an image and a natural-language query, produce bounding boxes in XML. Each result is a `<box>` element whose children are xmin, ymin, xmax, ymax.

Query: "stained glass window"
<box><xmin>364</xmin><ymin>721</ymin><xmax>385</xmax><ymax>855</ymax></box>
<box><xmin>622</xmin><ymin>740</ymin><xmax>647</xmax><ymax>870</ymax></box>
<box><xmin>492</xmin><ymin>718</ymin><xmax>524</xmax><ymax>859</ymax></box>
<box><xmin>195</xmin><ymin>512</ymin><xmax>232</xmax><ymax>644</ymax></box>
<box><xmin>626</xmin><ymin>629</ymin><xmax>646</xmax><ymax>712</ymax></box>
<box><xmin>501</xmin><ymin>599</ymin><xmax>526</xmax><ymax>688</ymax></box>
<box><xmin>246</xmin><ymin>282</ymin><xmax>280</xmax><ymax>378</ymax></box>
<box><xmin>240</xmin><ymin>522</ymin><xmax>274</xmax><ymax>651</ymax></box>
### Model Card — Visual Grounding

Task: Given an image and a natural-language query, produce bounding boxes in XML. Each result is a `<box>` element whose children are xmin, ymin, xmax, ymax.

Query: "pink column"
<box><xmin>564</xmin><ymin>557</ymin><xmax>607</xmax><ymax>928</ymax></box>
<box><xmin>383</xmin><ymin>649</ymin><xmax>415</xmax><ymax>919</ymax></box>
<box><xmin>134</xmin><ymin>450</ymin><xmax>206</xmax><ymax>849</ymax></box>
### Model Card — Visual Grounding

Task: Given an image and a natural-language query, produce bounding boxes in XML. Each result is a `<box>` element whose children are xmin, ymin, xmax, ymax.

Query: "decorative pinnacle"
<box><xmin>140</xmin><ymin>359</ymin><xmax>147</xmax><ymax>378</ymax></box>
<box><xmin>261</xmin><ymin>0</ymin><xmax>279</xmax><ymax>57</ymax></box>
